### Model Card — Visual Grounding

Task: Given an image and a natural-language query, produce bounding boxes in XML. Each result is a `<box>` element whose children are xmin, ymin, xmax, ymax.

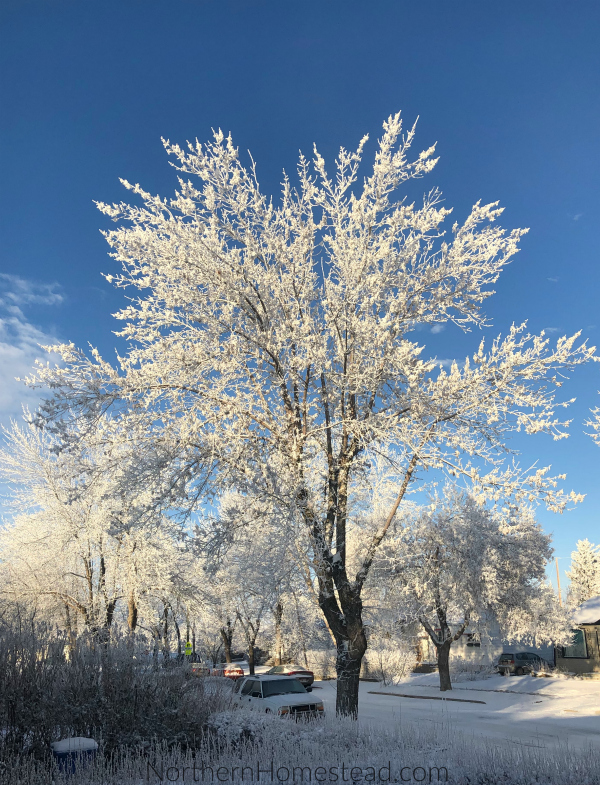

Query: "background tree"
<box><xmin>566</xmin><ymin>539</ymin><xmax>600</xmax><ymax>607</ymax></box>
<box><xmin>29</xmin><ymin>114</ymin><xmax>595</xmax><ymax>715</ymax></box>
<box><xmin>0</xmin><ymin>419</ymin><xmax>198</xmax><ymax>651</ymax></box>
<box><xmin>378</xmin><ymin>490</ymin><xmax>571</xmax><ymax>691</ymax></box>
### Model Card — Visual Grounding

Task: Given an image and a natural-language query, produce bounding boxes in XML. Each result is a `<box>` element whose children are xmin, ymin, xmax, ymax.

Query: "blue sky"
<box><xmin>1</xmin><ymin>0</ymin><xmax>599</xmax><ymax>594</ymax></box>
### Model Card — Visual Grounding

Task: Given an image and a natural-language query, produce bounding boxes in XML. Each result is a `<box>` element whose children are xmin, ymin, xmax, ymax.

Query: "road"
<box><xmin>312</xmin><ymin>675</ymin><xmax>600</xmax><ymax>750</ymax></box>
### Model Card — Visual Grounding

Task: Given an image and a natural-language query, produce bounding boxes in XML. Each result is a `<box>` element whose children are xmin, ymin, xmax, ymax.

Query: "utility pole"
<box><xmin>555</xmin><ymin>557</ymin><xmax>563</xmax><ymax>606</ymax></box>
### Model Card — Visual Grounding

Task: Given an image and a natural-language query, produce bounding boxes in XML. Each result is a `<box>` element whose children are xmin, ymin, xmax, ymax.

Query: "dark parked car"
<box><xmin>264</xmin><ymin>664</ymin><xmax>314</xmax><ymax>688</ymax></box>
<box><xmin>496</xmin><ymin>652</ymin><xmax>554</xmax><ymax>676</ymax></box>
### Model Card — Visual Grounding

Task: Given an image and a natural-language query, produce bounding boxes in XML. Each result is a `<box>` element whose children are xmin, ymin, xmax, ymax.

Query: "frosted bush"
<box><xmin>449</xmin><ymin>658</ymin><xmax>497</xmax><ymax>682</ymax></box>
<box><xmin>305</xmin><ymin>649</ymin><xmax>336</xmax><ymax>680</ymax></box>
<box><xmin>2</xmin><ymin>714</ymin><xmax>599</xmax><ymax>785</ymax></box>
<box><xmin>364</xmin><ymin>642</ymin><xmax>418</xmax><ymax>685</ymax></box>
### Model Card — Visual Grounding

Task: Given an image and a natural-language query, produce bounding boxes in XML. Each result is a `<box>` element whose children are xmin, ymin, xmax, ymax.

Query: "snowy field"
<box><xmin>314</xmin><ymin>674</ymin><xmax>600</xmax><ymax>750</ymax></box>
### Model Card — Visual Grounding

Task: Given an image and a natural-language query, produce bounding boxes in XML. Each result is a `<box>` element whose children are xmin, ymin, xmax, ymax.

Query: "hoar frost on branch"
<box><xmin>25</xmin><ymin>113</ymin><xmax>595</xmax><ymax>715</ymax></box>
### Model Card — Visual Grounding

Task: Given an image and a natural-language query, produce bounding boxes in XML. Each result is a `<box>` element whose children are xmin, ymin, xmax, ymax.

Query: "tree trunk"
<box><xmin>437</xmin><ymin>641</ymin><xmax>452</xmax><ymax>691</ymax></box>
<box><xmin>273</xmin><ymin>600</ymin><xmax>283</xmax><ymax>665</ymax></box>
<box><xmin>293</xmin><ymin>592</ymin><xmax>309</xmax><ymax>669</ymax></box>
<box><xmin>192</xmin><ymin>622</ymin><xmax>196</xmax><ymax>656</ymax></box>
<box><xmin>161</xmin><ymin>604</ymin><xmax>170</xmax><ymax>661</ymax></box>
<box><xmin>127</xmin><ymin>592</ymin><xmax>138</xmax><ymax>631</ymax></box>
<box><xmin>318</xmin><ymin>584</ymin><xmax>368</xmax><ymax>717</ymax></box>
<box><xmin>248</xmin><ymin>641</ymin><xmax>255</xmax><ymax>675</ymax></box>
<box><xmin>335</xmin><ymin>631</ymin><xmax>367</xmax><ymax>717</ymax></box>
<box><xmin>64</xmin><ymin>603</ymin><xmax>76</xmax><ymax>656</ymax></box>
<box><xmin>171</xmin><ymin>609</ymin><xmax>182</xmax><ymax>657</ymax></box>
<box><xmin>220</xmin><ymin>619</ymin><xmax>233</xmax><ymax>663</ymax></box>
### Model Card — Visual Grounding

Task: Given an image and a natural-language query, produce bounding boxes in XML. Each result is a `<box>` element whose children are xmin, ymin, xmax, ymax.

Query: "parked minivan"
<box><xmin>496</xmin><ymin>652</ymin><xmax>553</xmax><ymax>676</ymax></box>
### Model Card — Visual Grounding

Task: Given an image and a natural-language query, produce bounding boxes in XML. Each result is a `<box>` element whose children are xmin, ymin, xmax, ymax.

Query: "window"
<box><xmin>562</xmin><ymin>629</ymin><xmax>588</xmax><ymax>658</ymax></box>
<box><xmin>262</xmin><ymin>678</ymin><xmax>306</xmax><ymax>697</ymax></box>
<box><xmin>241</xmin><ymin>680</ymin><xmax>255</xmax><ymax>695</ymax></box>
<box><xmin>465</xmin><ymin>633</ymin><xmax>481</xmax><ymax>648</ymax></box>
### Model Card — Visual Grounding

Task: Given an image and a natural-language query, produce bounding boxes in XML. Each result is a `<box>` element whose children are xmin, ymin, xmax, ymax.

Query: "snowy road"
<box><xmin>313</xmin><ymin>674</ymin><xmax>600</xmax><ymax>750</ymax></box>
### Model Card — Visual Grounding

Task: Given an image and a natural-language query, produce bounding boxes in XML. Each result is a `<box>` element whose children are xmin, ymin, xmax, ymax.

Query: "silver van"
<box><xmin>497</xmin><ymin>652</ymin><xmax>553</xmax><ymax>675</ymax></box>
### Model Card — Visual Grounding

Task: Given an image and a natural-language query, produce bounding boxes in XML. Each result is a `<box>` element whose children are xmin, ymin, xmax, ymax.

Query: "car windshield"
<box><xmin>262</xmin><ymin>679</ymin><xmax>306</xmax><ymax>697</ymax></box>
<box><xmin>498</xmin><ymin>655</ymin><xmax>513</xmax><ymax>661</ymax></box>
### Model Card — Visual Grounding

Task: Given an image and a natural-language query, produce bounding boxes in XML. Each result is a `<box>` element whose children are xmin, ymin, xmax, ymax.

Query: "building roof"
<box><xmin>573</xmin><ymin>595</ymin><xmax>600</xmax><ymax>625</ymax></box>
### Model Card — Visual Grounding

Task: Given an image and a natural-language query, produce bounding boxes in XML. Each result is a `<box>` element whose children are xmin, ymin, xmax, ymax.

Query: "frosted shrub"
<box><xmin>0</xmin><ymin>629</ymin><xmax>233</xmax><ymax>760</ymax></box>
<box><xmin>449</xmin><ymin>658</ymin><xmax>497</xmax><ymax>682</ymax></box>
<box><xmin>2</xmin><ymin>714</ymin><xmax>600</xmax><ymax>785</ymax></box>
<box><xmin>305</xmin><ymin>649</ymin><xmax>336</xmax><ymax>680</ymax></box>
<box><xmin>364</xmin><ymin>642</ymin><xmax>417</xmax><ymax>685</ymax></box>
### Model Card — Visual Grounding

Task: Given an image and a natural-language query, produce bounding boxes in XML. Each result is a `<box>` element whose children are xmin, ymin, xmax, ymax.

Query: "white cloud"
<box><xmin>0</xmin><ymin>276</ymin><xmax>63</xmax><ymax>427</ymax></box>
<box><xmin>543</xmin><ymin>327</ymin><xmax>560</xmax><ymax>334</ymax></box>
<box><xmin>0</xmin><ymin>274</ymin><xmax>63</xmax><ymax>308</ymax></box>
<box><xmin>547</xmin><ymin>277</ymin><xmax>559</xmax><ymax>283</ymax></box>
<box><xmin>436</xmin><ymin>358</ymin><xmax>454</xmax><ymax>369</ymax></box>
<box><xmin>430</xmin><ymin>324</ymin><xmax>445</xmax><ymax>334</ymax></box>
<box><xmin>573</xmin><ymin>213</ymin><xmax>582</xmax><ymax>221</ymax></box>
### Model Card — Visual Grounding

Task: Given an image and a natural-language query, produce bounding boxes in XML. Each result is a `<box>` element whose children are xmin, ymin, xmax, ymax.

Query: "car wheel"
<box><xmin>515</xmin><ymin>667</ymin><xmax>524</xmax><ymax>676</ymax></box>
<box><xmin>265</xmin><ymin>709</ymin><xmax>271</xmax><ymax>714</ymax></box>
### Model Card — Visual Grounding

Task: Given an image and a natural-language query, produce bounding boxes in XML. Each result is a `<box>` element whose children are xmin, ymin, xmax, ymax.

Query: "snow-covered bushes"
<box><xmin>305</xmin><ymin>648</ymin><xmax>337</xmax><ymax>680</ymax></box>
<box><xmin>0</xmin><ymin>628</ymin><xmax>233</xmax><ymax>760</ymax></box>
<box><xmin>363</xmin><ymin>641</ymin><xmax>418</xmax><ymax>685</ymax></box>
<box><xmin>2</xmin><ymin>712</ymin><xmax>600</xmax><ymax>785</ymax></box>
<box><xmin>448</xmin><ymin>658</ymin><xmax>497</xmax><ymax>682</ymax></box>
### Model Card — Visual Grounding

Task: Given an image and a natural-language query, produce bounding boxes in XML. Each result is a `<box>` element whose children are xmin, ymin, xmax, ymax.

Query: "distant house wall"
<box><xmin>555</xmin><ymin>624</ymin><xmax>600</xmax><ymax>674</ymax></box>
<box><xmin>418</xmin><ymin>620</ymin><xmax>554</xmax><ymax>665</ymax></box>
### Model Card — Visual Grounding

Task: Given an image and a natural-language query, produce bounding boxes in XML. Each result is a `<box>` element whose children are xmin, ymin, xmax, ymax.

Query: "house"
<box><xmin>416</xmin><ymin>616</ymin><xmax>554</xmax><ymax>666</ymax></box>
<box><xmin>555</xmin><ymin>595</ymin><xmax>600</xmax><ymax>675</ymax></box>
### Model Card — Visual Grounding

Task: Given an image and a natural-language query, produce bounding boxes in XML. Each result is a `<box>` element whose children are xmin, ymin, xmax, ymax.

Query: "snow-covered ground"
<box><xmin>314</xmin><ymin>674</ymin><xmax>600</xmax><ymax>750</ymax></box>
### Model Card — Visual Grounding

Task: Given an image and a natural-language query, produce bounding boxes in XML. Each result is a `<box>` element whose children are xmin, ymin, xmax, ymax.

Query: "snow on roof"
<box><xmin>573</xmin><ymin>595</ymin><xmax>600</xmax><ymax>625</ymax></box>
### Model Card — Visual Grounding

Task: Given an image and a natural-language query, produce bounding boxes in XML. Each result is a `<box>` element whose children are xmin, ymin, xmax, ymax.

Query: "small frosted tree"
<box><xmin>566</xmin><ymin>539</ymin><xmax>600</xmax><ymax>607</ymax></box>
<box><xmin>379</xmin><ymin>490</ymin><xmax>571</xmax><ymax>691</ymax></box>
<box><xmin>28</xmin><ymin>114</ymin><xmax>595</xmax><ymax>715</ymax></box>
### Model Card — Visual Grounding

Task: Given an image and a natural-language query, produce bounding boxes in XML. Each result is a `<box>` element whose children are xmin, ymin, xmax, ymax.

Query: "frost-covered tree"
<box><xmin>566</xmin><ymin>539</ymin><xmax>600</xmax><ymax>607</ymax></box>
<box><xmin>0</xmin><ymin>420</ymin><xmax>197</xmax><ymax>647</ymax></box>
<box><xmin>200</xmin><ymin>492</ymin><xmax>295</xmax><ymax>673</ymax></box>
<box><xmin>380</xmin><ymin>490</ymin><xmax>570</xmax><ymax>691</ymax></box>
<box><xmin>28</xmin><ymin>114</ymin><xmax>595</xmax><ymax>715</ymax></box>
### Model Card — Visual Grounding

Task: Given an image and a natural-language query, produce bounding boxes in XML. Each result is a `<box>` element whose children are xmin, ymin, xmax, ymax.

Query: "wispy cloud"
<box><xmin>573</xmin><ymin>213</ymin><xmax>582</xmax><ymax>221</ymax></box>
<box><xmin>0</xmin><ymin>274</ymin><xmax>63</xmax><ymax>308</ymax></box>
<box><xmin>0</xmin><ymin>275</ymin><xmax>63</xmax><ymax>427</ymax></box>
<box><xmin>430</xmin><ymin>324</ymin><xmax>445</xmax><ymax>334</ymax></box>
<box><xmin>543</xmin><ymin>327</ymin><xmax>560</xmax><ymax>334</ymax></box>
<box><xmin>547</xmin><ymin>277</ymin><xmax>559</xmax><ymax>283</ymax></box>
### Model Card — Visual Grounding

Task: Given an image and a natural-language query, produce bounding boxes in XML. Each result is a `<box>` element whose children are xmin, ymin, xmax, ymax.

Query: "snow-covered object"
<box><xmin>573</xmin><ymin>595</ymin><xmax>600</xmax><ymax>625</ymax></box>
<box><xmin>50</xmin><ymin>738</ymin><xmax>98</xmax><ymax>753</ymax></box>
